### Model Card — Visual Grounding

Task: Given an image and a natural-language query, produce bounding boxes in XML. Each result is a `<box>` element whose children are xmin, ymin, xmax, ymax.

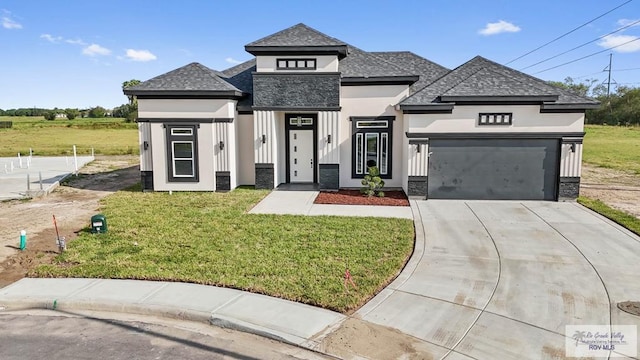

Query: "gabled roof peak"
<box><xmin>245</xmin><ymin>23</ymin><xmax>348</xmax><ymax>58</ymax></box>
<box><xmin>123</xmin><ymin>62</ymin><xmax>242</xmax><ymax>96</ymax></box>
<box><xmin>246</xmin><ymin>23</ymin><xmax>347</xmax><ymax>47</ymax></box>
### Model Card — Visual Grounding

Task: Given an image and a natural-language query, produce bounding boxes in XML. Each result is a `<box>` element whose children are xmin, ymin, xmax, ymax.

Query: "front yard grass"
<box><xmin>578</xmin><ymin>196</ymin><xmax>640</xmax><ymax>236</ymax></box>
<box><xmin>32</xmin><ymin>188</ymin><xmax>415</xmax><ymax>313</ymax></box>
<box><xmin>583</xmin><ymin>125</ymin><xmax>640</xmax><ymax>174</ymax></box>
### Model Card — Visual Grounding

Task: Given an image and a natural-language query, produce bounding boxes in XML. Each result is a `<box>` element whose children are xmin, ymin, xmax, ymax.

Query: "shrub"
<box><xmin>360</xmin><ymin>166</ymin><xmax>385</xmax><ymax>197</ymax></box>
<box><xmin>44</xmin><ymin>111</ymin><xmax>56</xmax><ymax>121</ymax></box>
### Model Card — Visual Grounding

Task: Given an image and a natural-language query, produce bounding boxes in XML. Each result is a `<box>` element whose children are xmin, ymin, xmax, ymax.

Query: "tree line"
<box><xmin>0</xmin><ymin>79</ymin><xmax>141</xmax><ymax>122</ymax></box>
<box><xmin>548</xmin><ymin>77</ymin><xmax>640</xmax><ymax>125</ymax></box>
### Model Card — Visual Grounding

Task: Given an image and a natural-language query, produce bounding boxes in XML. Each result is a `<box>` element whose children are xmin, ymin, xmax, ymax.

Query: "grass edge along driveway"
<box><xmin>32</xmin><ymin>188</ymin><xmax>415</xmax><ymax>314</ymax></box>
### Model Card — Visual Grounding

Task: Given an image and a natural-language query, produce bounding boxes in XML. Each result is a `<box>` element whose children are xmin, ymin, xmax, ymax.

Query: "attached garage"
<box><xmin>427</xmin><ymin>138</ymin><xmax>559</xmax><ymax>200</ymax></box>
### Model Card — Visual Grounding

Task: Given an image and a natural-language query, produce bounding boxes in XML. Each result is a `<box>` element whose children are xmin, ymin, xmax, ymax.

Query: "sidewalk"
<box><xmin>0</xmin><ymin>278</ymin><xmax>345</xmax><ymax>349</ymax></box>
<box><xmin>249</xmin><ymin>190</ymin><xmax>414</xmax><ymax>219</ymax></box>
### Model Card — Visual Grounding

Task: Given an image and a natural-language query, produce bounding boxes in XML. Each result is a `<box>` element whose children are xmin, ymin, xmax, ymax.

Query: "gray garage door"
<box><xmin>428</xmin><ymin>139</ymin><xmax>559</xmax><ymax>200</ymax></box>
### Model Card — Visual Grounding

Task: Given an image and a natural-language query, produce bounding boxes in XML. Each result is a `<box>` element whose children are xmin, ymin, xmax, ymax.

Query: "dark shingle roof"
<box><xmin>400</xmin><ymin>56</ymin><xmax>599</xmax><ymax>106</ymax></box>
<box><xmin>124</xmin><ymin>62</ymin><xmax>241</xmax><ymax>94</ymax></box>
<box><xmin>221</xmin><ymin>59</ymin><xmax>256</xmax><ymax>111</ymax></box>
<box><xmin>245</xmin><ymin>23</ymin><xmax>346</xmax><ymax>47</ymax></box>
<box><xmin>339</xmin><ymin>47</ymin><xmax>416</xmax><ymax>78</ymax></box>
<box><xmin>371</xmin><ymin>51</ymin><xmax>449</xmax><ymax>92</ymax></box>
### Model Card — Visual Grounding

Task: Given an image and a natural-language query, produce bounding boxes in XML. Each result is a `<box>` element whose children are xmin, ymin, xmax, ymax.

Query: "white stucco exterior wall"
<box><xmin>138</xmin><ymin>98</ymin><xmax>238</xmax><ymax>192</ymax></box>
<box><xmin>406</xmin><ymin>105</ymin><xmax>584</xmax><ymax>134</ymax></box>
<box><xmin>256</xmin><ymin>55</ymin><xmax>339</xmax><ymax>72</ymax></box>
<box><xmin>339</xmin><ymin>85</ymin><xmax>410</xmax><ymax>188</ymax></box>
<box><xmin>138</xmin><ymin>99</ymin><xmax>235</xmax><ymax>119</ymax></box>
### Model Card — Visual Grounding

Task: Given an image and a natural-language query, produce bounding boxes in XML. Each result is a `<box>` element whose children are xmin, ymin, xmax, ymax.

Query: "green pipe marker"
<box><xmin>19</xmin><ymin>230</ymin><xmax>26</xmax><ymax>251</ymax></box>
<box><xmin>53</xmin><ymin>299</ymin><xmax>57</xmax><ymax>310</ymax></box>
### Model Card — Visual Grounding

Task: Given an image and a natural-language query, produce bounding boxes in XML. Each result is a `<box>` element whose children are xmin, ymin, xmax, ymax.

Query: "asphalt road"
<box><xmin>0</xmin><ymin>310</ymin><xmax>329</xmax><ymax>360</ymax></box>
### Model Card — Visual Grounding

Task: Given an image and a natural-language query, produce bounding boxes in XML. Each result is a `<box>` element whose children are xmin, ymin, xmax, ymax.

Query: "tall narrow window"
<box><xmin>351</xmin><ymin>117</ymin><xmax>393</xmax><ymax>179</ymax></box>
<box><xmin>166</xmin><ymin>124</ymin><xmax>199</xmax><ymax>182</ymax></box>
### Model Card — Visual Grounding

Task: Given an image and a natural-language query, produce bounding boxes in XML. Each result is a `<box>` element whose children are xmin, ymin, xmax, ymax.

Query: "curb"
<box><xmin>0</xmin><ymin>296</ymin><xmax>341</xmax><ymax>359</ymax></box>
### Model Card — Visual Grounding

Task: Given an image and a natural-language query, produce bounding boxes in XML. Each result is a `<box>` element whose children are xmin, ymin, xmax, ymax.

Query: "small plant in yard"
<box><xmin>360</xmin><ymin>166</ymin><xmax>385</xmax><ymax>197</ymax></box>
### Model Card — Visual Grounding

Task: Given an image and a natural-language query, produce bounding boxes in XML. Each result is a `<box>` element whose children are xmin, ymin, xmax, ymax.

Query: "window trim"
<box><xmin>166</xmin><ymin>124</ymin><xmax>199</xmax><ymax>183</ymax></box>
<box><xmin>351</xmin><ymin>116</ymin><xmax>393</xmax><ymax>179</ymax></box>
<box><xmin>276</xmin><ymin>58</ymin><xmax>317</xmax><ymax>70</ymax></box>
<box><xmin>478</xmin><ymin>113</ymin><xmax>513</xmax><ymax>126</ymax></box>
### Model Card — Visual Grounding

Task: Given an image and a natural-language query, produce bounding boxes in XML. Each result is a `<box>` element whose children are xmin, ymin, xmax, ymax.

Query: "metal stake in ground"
<box><xmin>53</xmin><ymin>215</ymin><xmax>66</xmax><ymax>253</ymax></box>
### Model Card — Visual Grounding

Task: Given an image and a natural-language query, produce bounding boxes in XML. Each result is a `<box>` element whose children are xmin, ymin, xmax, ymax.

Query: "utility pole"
<box><xmin>606</xmin><ymin>53</ymin><xmax>612</xmax><ymax>98</ymax></box>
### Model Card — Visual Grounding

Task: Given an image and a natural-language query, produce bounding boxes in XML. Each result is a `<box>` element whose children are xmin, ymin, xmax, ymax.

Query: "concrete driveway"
<box><xmin>358</xmin><ymin>200</ymin><xmax>640</xmax><ymax>359</ymax></box>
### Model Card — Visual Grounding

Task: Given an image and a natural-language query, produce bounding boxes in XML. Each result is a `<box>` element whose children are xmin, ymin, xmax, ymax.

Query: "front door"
<box><xmin>286</xmin><ymin>114</ymin><xmax>317</xmax><ymax>183</ymax></box>
<box><xmin>289</xmin><ymin>130</ymin><xmax>314</xmax><ymax>182</ymax></box>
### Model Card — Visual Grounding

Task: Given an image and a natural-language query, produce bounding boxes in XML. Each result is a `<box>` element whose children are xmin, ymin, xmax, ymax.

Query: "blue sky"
<box><xmin>1</xmin><ymin>0</ymin><xmax>639</xmax><ymax>110</ymax></box>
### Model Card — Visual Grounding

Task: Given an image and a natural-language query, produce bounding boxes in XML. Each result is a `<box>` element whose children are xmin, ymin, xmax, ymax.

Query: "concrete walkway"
<box><xmin>249</xmin><ymin>190</ymin><xmax>413</xmax><ymax>219</ymax></box>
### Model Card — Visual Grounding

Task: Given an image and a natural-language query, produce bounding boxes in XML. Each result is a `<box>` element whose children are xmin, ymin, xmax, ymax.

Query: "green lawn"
<box><xmin>583</xmin><ymin>125</ymin><xmax>640</xmax><ymax>174</ymax></box>
<box><xmin>578</xmin><ymin>197</ymin><xmax>640</xmax><ymax>236</ymax></box>
<box><xmin>0</xmin><ymin>116</ymin><xmax>138</xmax><ymax>156</ymax></box>
<box><xmin>32</xmin><ymin>188</ymin><xmax>415</xmax><ymax>313</ymax></box>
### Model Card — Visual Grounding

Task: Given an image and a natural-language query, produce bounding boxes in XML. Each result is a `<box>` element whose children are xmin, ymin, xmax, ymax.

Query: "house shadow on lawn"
<box><xmin>61</xmin><ymin>165</ymin><xmax>141</xmax><ymax>193</ymax></box>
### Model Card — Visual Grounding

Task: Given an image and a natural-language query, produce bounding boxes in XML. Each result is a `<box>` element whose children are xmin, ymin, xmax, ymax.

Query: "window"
<box><xmin>289</xmin><ymin>116</ymin><xmax>313</xmax><ymax>126</ymax></box>
<box><xmin>479</xmin><ymin>113</ymin><xmax>512</xmax><ymax>125</ymax></box>
<box><xmin>276</xmin><ymin>58</ymin><xmax>316</xmax><ymax>70</ymax></box>
<box><xmin>352</xmin><ymin>117</ymin><xmax>393</xmax><ymax>178</ymax></box>
<box><xmin>166</xmin><ymin>124</ymin><xmax>198</xmax><ymax>182</ymax></box>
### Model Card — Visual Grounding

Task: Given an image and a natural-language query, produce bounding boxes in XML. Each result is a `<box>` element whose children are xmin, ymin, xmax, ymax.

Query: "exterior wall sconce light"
<box><xmin>327</xmin><ymin>134</ymin><xmax>332</xmax><ymax>144</ymax></box>
<box><xmin>143</xmin><ymin>141</ymin><xmax>149</xmax><ymax>150</ymax></box>
<box><xmin>219</xmin><ymin>141</ymin><xmax>224</xmax><ymax>150</ymax></box>
<box><xmin>415</xmin><ymin>144</ymin><xmax>421</xmax><ymax>153</ymax></box>
<box><xmin>570</xmin><ymin>143</ymin><xmax>576</xmax><ymax>153</ymax></box>
<box><xmin>261</xmin><ymin>134</ymin><xmax>266</xmax><ymax>144</ymax></box>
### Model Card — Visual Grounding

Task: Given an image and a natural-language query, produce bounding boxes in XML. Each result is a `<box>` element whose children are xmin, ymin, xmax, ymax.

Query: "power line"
<box><xmin>614</xmin><ymin>67</ymin><xmax>640</xmax><ymax>72</ymax></box>
<box><xmin>532</xmin><ymin>37</ymin><xmax>640</xmax><ymax>74</ymax></box>
<box><xmin>505</xmin><ymin>0</ymin><xmax>633</xmax><ymax>65</ymax></box>
<box><xmin>519</xmin><ymin>18</ymin><xmax>640</xmax><ymax>71</ymax></box>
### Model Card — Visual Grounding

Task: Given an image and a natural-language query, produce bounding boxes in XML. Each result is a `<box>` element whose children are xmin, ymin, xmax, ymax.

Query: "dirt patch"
<box><xmin>618</xmin><ymin>301</ymin><xmax>640</xmax><ymax>316</ymax></box>
<box><xmin>0</xmin><ymin>155</ymin><xmax>139</xmax><ymax>288</ymax></box>
<box><xmin>314</xmin><ymin>190</ymin><xmax>409</xmax><ymax>206</ymax></box>
<box><xmin>580</xmin><ymin>164</ymin><xmax>640</xmax><ymax>219</ymax></box>
<box><xmin>320</xmin><ymin>317</ymin><xmax>432</xmax><ymax>359</ymax></box>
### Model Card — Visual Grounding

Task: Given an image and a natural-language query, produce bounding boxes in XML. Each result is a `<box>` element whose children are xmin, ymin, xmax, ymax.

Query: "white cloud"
<box><xmin>617</xmin><ymin>18</ymin><xmax>640</xmax><ymax>28</ymax></box>
<box><xmin>598</xmin><ymin>34</ymin><xmax>640</xmax><ymax>53</ymax></box>
<box><xmin>125</xmin><ymin>49</ymin><xmax>157</xmax><ymax>62</ymax></box>
<box><xmin>82</xmin><ymin>43</ymin><xmax>111</xmax><ymax>56</ymax></box>
<box><xmin>40</xmin><ymin>33</ymin><xmax>62</xmax><ymax>43</ymax></box>
<box><xmin>65</xmin><ymin>38</ymin><xmax>86</xmax><ymax>45</ymax></box>
<box><xmin>2</xmin><ymin>14</ymin><xmax>22</xmax><ymax>29</ymax></box>
<box><xmin>479</xmin><ymin>20</ymin><xmax>521</xmax><ymax>36</ymax></box>
<box><xmin>225</xmin><ymin>57</ymin><xmax>242</xmax><ymax>64</ymax></box>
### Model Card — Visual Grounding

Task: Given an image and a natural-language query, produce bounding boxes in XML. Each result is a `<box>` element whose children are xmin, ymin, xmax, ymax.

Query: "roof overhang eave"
<box><xmin>244</xmin><ymin>45</ymin><xmax>348</xmax><ymax>58</ymax></box>
<box><xmin>398</xmin><ymin>103</ymin><xmax>454</xmax><ymax>114</ymax></box>
<box><xmin>341</xmin><ymin>75</ymin><xmax>419</xmax><ymax>86</ymax></box>
<box><xmin>123</xmin><ymin>90</ymin><xmax>245</xmax><ymax>98</ymax></box>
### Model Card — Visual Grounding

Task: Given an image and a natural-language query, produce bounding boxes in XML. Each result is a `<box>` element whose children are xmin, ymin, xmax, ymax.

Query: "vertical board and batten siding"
<box><xmin>560</xmin><ymin>143</ymin><xmax>582</xmax><ymax>177</ymax></box>
<box><xmin>407</xmin><ymin>143</ymin><xmax>428</xmax><ymax>176</ymax></box>
<box><xmin>138</xmin><ymin>122</ymin><xmax>152</xmax><ymax>171</ymax></box>
<box><xmin>317</xmin><ymin>111</ymin><xmax>340</xmax><ymax>164</ymax></box>
<box><xmin>254</xmin><ymin>110</ymin><xmax>276</xmax><ymax>163</ymax></box>
<box><xmin>214</xmin><ymin>122</ymin><xmax>229</xmax><ymax>171</ymax></box>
